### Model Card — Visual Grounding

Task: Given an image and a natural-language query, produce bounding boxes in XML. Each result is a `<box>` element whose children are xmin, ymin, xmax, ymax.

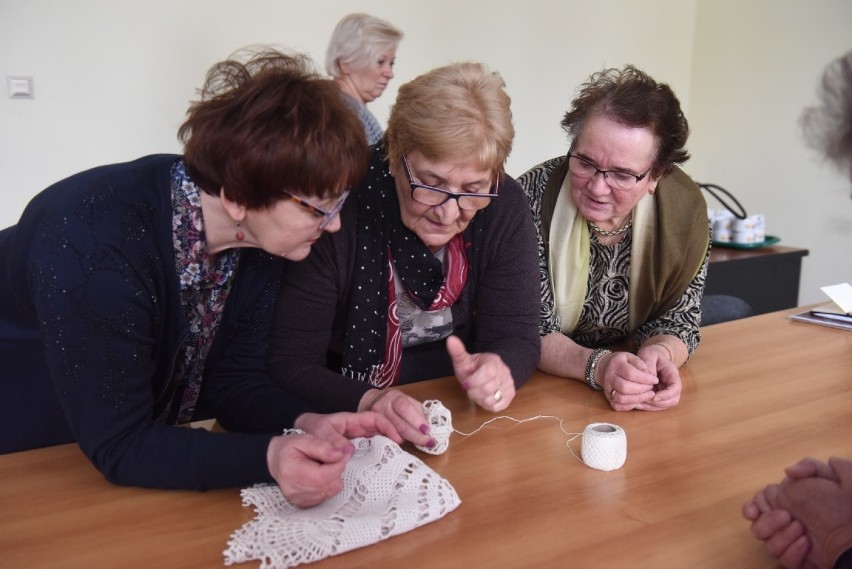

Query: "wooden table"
<box><xmin>706</xmin><ymin>245</ymin><xmax>809</xmax><ymax>315</ymax></box>
<box><xmin>1</xmin><ymin>308</ymin><xmax>850</xmax><ymax>569</ymax></box>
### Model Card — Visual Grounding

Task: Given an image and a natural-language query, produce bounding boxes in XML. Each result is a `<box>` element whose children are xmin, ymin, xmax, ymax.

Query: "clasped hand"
<box><xmin>742</xmin><ymin>457</ymin><xmax>852</xmax><ymax>569</ymax></box>
<box><xmin>599</xmin><ymin>347</ymin><xmax>681</xmax><ymax>411</ymax></box>
<box><xmin>266</xmin><ymin>411</ymin><xmax>402</xmax><ymax>509</ymax></box>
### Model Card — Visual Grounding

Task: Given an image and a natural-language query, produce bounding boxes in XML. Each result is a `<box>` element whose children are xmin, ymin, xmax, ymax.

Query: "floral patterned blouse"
<box><xmin>167</xmin><ymin>160</ymin><xmax>239</xmax><ymax>423</ymax></box>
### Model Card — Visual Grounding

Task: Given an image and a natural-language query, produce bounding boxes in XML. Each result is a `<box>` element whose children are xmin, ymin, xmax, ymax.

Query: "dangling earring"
<box><xmin>235</xmin><ymin>220</ymin><xmax>245</xmax><ymax>241</ymax></box>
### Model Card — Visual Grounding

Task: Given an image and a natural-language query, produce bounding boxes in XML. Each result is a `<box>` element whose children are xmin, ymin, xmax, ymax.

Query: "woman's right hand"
<box><xmin>741</xmin><ymin>458</ymin><xmax>852</xmax><ymax>569</ymax></box>
<box><xmin>597</xmin><ymin>351</ymin><xmax>658</xmax><ymax>411</ymax></box>
<box><xmin>359</xmin><ymin>388</ymin><xmax>436</xmax><ymax>450</ymax></box>
<box><xmin>266</xmin><ymin>432</ymin><xmax>353</xmax><ymax>509</ymax></box>
<box><xmin>267</xmin><ymin>410</ymin><xmax>403</xmax><ymax>508</ymax></box>
<box><xmin>775</xmin><ymin>458</ymin><xmax>852</xmax><ymax>569</ymax></box>
<box><xmin>742</xmin><ymin>484</ymin><xmax>812</xmax><ymax>569</ymax></box>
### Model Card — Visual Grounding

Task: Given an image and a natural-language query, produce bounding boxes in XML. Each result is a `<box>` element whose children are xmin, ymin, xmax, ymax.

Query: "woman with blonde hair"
<box><xmin>269</xmin><ymin>62</ymin><xmax>541</xmax><ymax>448</ymax></box>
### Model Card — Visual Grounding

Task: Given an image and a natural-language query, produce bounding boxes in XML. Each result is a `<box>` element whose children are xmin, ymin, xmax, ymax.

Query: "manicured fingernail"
<box><xmin>426</xmin><ymin>439</ymin><xmax>436</xmax><ymax>448</ymax></box>
<box><xmin>419</xmin><ymin>424</ymin><xmax>429</xmax><ymax>434</ymax></box>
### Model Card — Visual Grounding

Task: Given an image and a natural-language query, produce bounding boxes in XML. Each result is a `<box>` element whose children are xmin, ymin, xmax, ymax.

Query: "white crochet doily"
<box><xmin>223</xmin><ymin>435</ymin><xmax>461</xmax><ymax>569</ymax></box>
<box><xmin>414</xmin><ymin>400</ymin><xmax>453</xmax><ymax>455</ymax></box>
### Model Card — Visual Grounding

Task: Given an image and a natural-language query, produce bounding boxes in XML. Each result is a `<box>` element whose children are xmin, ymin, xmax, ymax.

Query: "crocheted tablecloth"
<box><xmin>224</xmin><ymin>435</ymin><xmax>460</xmax><ymax>568</ymax></box>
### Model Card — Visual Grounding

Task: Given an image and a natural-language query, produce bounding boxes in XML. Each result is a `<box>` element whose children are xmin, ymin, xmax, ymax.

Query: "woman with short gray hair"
<box><xmin>325</xmin><ymin>13</ymin><xmax>403</xmax><ymax>144</ymax></box>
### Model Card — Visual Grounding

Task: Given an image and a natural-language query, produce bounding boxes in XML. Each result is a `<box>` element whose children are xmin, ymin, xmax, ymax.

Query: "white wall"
<box><xmin>687</xmin><ymin>0</ymin><xmax>852</xmax><ymax>303</ymax></box>
<box><xmin>1</xmin><ymin>0</ymin><xmax>849</xmax><ymax>303</ymax></box>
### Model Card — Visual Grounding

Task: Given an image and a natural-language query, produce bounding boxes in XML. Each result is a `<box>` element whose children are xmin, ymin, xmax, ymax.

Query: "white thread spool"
<box><xmin>580</xmin><ymin>423</ymin><xmax>627</xmax><ymax>471</ymax></box>
<box><xmin>415</xmin><ymin>400</ymin><xmax>452</xmax><ymax>455</ymax></box>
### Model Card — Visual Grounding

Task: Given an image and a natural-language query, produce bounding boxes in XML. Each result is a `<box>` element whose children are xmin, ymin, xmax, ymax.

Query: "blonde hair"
<box><xmin>325</xmin><ymin>13</ymin><xmax>402</xmax><ymax>77</ymax></box>
<box><xmin>385</xmin><ymin>62</ymin><xmax>514</xmax><ymax>177</ymax></box>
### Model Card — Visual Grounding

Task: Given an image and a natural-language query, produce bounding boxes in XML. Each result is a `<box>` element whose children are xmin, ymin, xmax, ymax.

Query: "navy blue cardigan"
<box><xmin>0</xmin><ymin>155</ymin><xmax>307</xmax><ymax>490</ymax></box>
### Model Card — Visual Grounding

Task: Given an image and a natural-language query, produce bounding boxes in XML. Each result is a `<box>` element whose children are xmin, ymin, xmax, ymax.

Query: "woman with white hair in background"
<box><xmin>326</xmin><ymin>13</ymin><xmax>403</xmax><ymax>145</ymax></box>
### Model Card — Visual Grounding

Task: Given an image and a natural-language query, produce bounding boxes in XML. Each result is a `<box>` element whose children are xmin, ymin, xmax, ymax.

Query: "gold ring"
<box><xmin>609</xmin><ymin>388</ymin><xmax>617</xmax><ymax>400</ymax></box>
<box><xmin>493</xmin><ymin>389</ymin><xmax>503</xmax><ymax>402</ymax></box>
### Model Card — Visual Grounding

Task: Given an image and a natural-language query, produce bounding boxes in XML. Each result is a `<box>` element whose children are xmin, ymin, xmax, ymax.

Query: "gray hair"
<box><xmin>325</xmin><ymin>13</ymin><xmax>402</xmax><ymax>77</ymax></box>
<box><xmin>800</xmin><ymin>50</ymin><xmax>852</xmax><ymax>179</ymax></box>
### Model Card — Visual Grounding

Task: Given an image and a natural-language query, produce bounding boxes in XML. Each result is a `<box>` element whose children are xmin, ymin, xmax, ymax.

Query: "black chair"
<box><xmin>700</xmin><ymin>294</ymin><xmax>754</xmax><ymax>326</ymax></box>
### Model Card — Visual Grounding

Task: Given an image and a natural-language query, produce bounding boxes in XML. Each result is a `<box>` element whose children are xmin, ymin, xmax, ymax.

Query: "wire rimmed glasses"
<box><xmin>567</xmin><ymin>153</ymin><xmax>652</xmax><ymax>192</ymax></box>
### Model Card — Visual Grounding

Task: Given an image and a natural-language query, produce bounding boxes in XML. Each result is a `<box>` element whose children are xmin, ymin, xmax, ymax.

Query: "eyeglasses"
<box><xmin>402</xmin><ymin>155</ymin><xmax>498</xmax><ymax>211</ymax></box>
<box><xmin>281</xmin><ymin>189</ymin><xmax>349</xmax><ymax>230</ymax></box>
<box><xmin>567</xmin><ymin>153</ymin><xmax>652</xmax><ymax>192</ymax></box>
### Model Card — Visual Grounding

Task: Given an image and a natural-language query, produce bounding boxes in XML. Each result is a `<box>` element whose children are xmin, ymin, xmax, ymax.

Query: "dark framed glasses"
<box><xmin>402</xmin><ymin>155</ymin><xmax>498</xmax><ymax>211</ymax></box>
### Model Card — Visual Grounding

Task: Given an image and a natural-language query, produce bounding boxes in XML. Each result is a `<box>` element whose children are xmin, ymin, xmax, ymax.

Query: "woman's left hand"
<box><xmin>633</xmin><ymin>346</ymin><xmax>683</xmax><ymax>411</ymax></box>
<box><xmin>360</xmin><ymin>388</ymin><xmax>436</xmax><ymax>449</ymax></box>
<box><xmin>446</xmin><ymin>335</ymin><xmax>514</xmax><ymax>412</ymax></box>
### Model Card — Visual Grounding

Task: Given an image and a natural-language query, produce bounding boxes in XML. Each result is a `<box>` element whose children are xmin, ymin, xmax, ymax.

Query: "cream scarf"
<box><xmin>546</xmin><ymin>162</ymin><xmax>707</xmax><ymax>336</ymax></box>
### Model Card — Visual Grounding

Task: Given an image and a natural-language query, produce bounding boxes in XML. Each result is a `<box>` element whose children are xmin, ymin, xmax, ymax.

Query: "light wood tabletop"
<box><xmin>1</xmin><ymin>308</ymin><xmax>850</xmax><ymax>569</ymax></box>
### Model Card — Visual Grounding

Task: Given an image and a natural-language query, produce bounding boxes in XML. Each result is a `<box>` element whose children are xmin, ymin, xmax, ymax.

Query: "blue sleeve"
<box><xmin>25</xmin><ymin>175</ymin><xmax>287</xmax><ymax>490</ymax></box>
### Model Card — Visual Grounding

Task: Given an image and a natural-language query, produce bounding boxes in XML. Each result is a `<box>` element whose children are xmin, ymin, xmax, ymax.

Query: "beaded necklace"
<box><xmin>587</xmin><ymin>218</ymin><xmax>633</xmax><ymax>236</ymax></box>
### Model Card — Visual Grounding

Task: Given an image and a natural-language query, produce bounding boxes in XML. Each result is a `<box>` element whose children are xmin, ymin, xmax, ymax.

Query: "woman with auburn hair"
<box><xmin>0</xmin><ymin>48</ymin><xmax>399</xmax><ymax>508</ymax></box>
<box><xmin>268</xmin><ymin>62</ymin><xmax>540</xmax><ymax>448</ymax></box>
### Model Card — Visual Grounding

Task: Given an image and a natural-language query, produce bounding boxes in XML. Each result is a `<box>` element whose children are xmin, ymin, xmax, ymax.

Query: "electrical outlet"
<box><xmin>7</xmin><ymin>76</ymin><xmax>34</xmax><ymax>99</ymax></box>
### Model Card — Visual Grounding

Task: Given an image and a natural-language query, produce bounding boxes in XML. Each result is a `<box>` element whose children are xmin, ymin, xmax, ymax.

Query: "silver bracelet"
<box><xmin>585</xmin><ymin>348</ymin><xmax>612</xmax><ymax>391</ymax></box>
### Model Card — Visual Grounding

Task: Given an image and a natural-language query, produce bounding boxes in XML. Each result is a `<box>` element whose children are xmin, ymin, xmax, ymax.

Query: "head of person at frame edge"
<box><xmin>517</xmin><ymin>65</ymin><xmax>709</xmax><ymax>412</ymax></box>
<box><xmin>742</xmin><ymin>49</ymin><xmax>852</xmax><ymax>569</ymax></box>
<box><xmin>267</xmin><ymin>61</ymin><xmax>541</xmax><ymax>449</ymax></box>
<box><xmin>0</xmin><ymin>47</ymin><xmax>402</xmax><ymax>508</ymax></box>
<box><xmin>801</xmin><ymin>50</ymin><xmax>852</xmax><ymax>189</ymax></box>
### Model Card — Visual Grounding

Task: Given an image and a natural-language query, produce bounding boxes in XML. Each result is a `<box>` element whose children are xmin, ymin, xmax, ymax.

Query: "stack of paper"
<box><xmin>790</xmin><ymin>283</ymin><xmax>852</xmax><ymax>331</ymax></box>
